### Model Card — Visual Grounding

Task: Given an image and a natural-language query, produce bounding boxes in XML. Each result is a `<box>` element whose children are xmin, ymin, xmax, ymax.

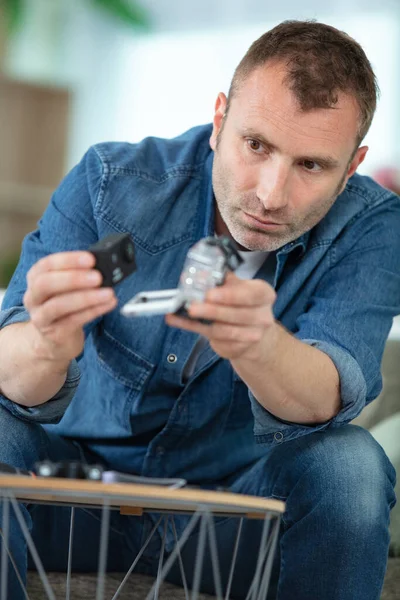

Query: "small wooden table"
<box><xmin>0</xmin><ymin>474</ymin><xmax>284</xmax><ymax>600</ymax></box>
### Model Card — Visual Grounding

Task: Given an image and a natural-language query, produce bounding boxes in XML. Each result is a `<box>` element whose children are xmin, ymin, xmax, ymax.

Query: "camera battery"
<box><xmin>89</xmin><ymin>233</ymin><xmax>136</xmax><ymax>287</ymax></box>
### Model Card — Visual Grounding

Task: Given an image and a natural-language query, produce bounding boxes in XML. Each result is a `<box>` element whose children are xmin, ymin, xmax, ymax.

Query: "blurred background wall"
<box><xmin>0</xmin><ymin>0</ymin><xmax>399</xmax><ymax>283</ymax></box>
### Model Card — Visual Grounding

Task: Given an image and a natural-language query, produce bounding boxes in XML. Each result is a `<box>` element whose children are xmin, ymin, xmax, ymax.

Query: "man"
<box><xmin>0</xmin><ymin>20</ymin><xmax>398</xmax><ymax>600</ymax></box>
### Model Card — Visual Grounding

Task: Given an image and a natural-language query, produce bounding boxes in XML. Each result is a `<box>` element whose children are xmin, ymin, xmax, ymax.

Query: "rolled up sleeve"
<box><xmin>251</xmin><ymin>196</ymin><xmax>400</xmax><ymax>446</ymax></box>
<box><xmin>250</xmin><ymin>339</ymin><xmax>368</xmax><ymax>445</ymax></box>
<box><xmin>0</xmin><ymin>306</ymin><xmax>81</xmax><ymax>423</ymax></box>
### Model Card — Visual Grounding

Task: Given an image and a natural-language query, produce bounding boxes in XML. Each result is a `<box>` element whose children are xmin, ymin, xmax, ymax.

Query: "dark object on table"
<box><xmin>0</xmin><ymin>460</ymin><xmax>31</xmax><ymax>477</ymax></box>
<box><xmin>34</xmin><ymin>460</ymin><xmax>104</xmax><ymax>481</ymax></box>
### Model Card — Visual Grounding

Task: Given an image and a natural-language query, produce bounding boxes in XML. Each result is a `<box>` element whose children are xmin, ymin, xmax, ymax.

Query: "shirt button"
<box><xmin>156</xmin><ymin>446</ymin><xmax>165</xmax><ymax>457</ymax></box>
<box><xmin>167</xmin><ymin>354</ymin><xmax>177</xmax><ymax>364</ymax></box>
<box><xmin>274</xmin><ymin>432</ymin><xmax>283</xmax><ymax>443</ymax></box>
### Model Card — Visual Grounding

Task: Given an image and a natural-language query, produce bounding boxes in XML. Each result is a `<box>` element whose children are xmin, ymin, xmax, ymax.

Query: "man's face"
<box><xmin>210</xmin><ymin>62</ymin><xmax>368</xmax><ymax>251</ymax></box>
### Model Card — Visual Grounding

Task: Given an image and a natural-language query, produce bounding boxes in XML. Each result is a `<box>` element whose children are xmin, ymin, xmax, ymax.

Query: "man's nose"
<box><xmin>256</xmin><ymin>160</ymin><xmax>290</xmax><ymax>211</ymax></box>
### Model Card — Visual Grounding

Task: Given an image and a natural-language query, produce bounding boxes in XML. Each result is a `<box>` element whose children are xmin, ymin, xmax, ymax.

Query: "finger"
<box><xmin>206</xmin><ymin>279</ymin><xmax>276</xmax><ymax>307</ymax></box>
<box><xmin>29</xmin><ymin>288</ymin><xmax>116</xmax><ymax>329</ymax></box>
<box><xmin>26</xmin><ymin>269</ymin><xmax>103</xmax><ymax>308</ymax></box>
<box><xmin>165</xmin><ymin>313</ymin><xmax>264</xmax><ymax>344</ymax></box>
<box><xmin>40</xmin><ymin>297</ymin><xmax>118</xmax><ymax>336</ymax></box>
<box><xmin>27</xmin><ymin>251</ymin><xmax>95</xmax><ymax>287</ymax></box>
<box><xmin>165</xmin><ymin>313</ymin><xmax>209</xmax><ymax>336</ymax></box>
<box><xmin>208</xmin><ymin>323</ymin><xmax>264</xmax><ymax>344</ymax></box>
<box><xmin>223</xmin><ymin>271</ymin><xmax>242</xmax><ymax>284</ymax></box>
<box><xmin>188</xmin><ymin>302</ymin><xmax>274</xmax><ymax>327</ymax></box>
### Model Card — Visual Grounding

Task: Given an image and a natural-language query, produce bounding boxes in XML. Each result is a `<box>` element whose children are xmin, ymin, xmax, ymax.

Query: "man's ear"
<box><xmin>348</xmin><ymin>145</ymin><xmax>368</xmax><ymax>178</ymax></box>
<box><xmin>210</xmin><ymin>92</ymin><xmax>228</xmax><ymax>151</ymax></box>
<box><xmin>338</xmin><ymin>146</ymin><xmax>368</xmax><ymax>195</ymax></box>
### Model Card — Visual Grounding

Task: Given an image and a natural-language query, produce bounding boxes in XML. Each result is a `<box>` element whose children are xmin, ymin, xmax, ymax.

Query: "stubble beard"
<box><xmin>212</xmin><ymin>150</ymin><xmax>348</xmax><ymax>252</ymax></box>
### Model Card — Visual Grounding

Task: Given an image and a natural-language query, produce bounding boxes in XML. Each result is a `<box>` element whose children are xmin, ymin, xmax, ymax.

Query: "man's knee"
<box><xmin>309</xmin><ymin>425</ymin><xmax>395</xmax><ymax>487</ymax></box>
<box><xmin>0</xmin><ymin>403</ymin><xmax>46</xmax><ymax>470</ymax></box>
<box><xmin>283</xmin><ymin>425</ymin><xmax>397</xmax><ymax>526</ymax></box>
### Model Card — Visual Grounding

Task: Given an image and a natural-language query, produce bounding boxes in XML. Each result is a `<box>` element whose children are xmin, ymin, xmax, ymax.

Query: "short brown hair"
<box><xmin>227</xmin><ymin>20</ymin><xmax>379</xmax><ymax>145</ymax></box>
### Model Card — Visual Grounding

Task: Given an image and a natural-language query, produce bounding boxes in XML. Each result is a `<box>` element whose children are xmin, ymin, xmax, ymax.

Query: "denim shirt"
<box><xmin>1</xmin><ymin>123</ymin><xmax>400</xmax><ymax>484</ymax></box>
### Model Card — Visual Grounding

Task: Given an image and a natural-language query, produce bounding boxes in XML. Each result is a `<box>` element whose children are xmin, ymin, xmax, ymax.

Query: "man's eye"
<box><xmin>302</xmin><ymin>160</ymin><xmax>322</xmax><ymax>172</ymax></box>
<box><xmin>247</xmin><ymin>139</ymin><xmax>263</xmax><ymax>152</ymax></box>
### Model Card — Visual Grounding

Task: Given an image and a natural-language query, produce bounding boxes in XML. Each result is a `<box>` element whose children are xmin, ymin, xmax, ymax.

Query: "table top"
<box><xmin>0</xmin><ymin>474</ymin><xmax>285</xmax><ymax>517</ymax></box>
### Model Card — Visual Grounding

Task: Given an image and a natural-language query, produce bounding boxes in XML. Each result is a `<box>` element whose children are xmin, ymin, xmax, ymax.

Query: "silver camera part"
<box><xmin>121</xmin><ymin>237</ymin><xmax>241</xmax><ymax>319</ymax></box>
<box><xmin>178</xmin><ymin>239</ymin><xmax>228</xmax><ymax>303</ymax></box>
<box><xmin>120</xmin><ymin>289</ymin><xmax>185</xmax><ymax>317</ymax></box>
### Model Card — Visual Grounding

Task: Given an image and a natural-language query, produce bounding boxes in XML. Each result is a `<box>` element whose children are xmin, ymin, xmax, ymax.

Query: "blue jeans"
<box><xmin>0</xmin><ymin>404</ymin><xmax>396</xmax><ymax>600</ymax></box>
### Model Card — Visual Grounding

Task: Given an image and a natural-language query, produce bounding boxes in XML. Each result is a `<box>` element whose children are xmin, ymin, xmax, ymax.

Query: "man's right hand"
<box><xmin>23</xmin><ymin>251</ymin><xmax>118</xmax><ymax>366</ymax></box>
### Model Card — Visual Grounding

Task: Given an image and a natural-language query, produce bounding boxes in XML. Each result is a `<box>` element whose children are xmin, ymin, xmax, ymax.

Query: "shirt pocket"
<box><xmin>96</xmin><ymin>175</ymin><xmax>198</xmax><ymax>255</ymax></box>
<box><xmin>76</xmin><ymin>326</ymin><xmax>155</xmax><ymax>438</ymax></box>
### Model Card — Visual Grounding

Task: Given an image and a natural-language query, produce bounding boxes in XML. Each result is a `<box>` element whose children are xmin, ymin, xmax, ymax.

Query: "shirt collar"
<box><xmin>277</xmin><ymin>230</ymin><xmax>310</xmax><ymax>257</ymax></box>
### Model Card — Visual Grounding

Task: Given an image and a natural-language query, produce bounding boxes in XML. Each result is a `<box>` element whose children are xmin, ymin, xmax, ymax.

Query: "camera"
<box><xmin>34</xmin><ymin>460</ymin><xmax>104</xmax><ymax>481</ymax></box>
<box><xmin>121</xmin><ymin>236</ymin><xmax>243</xmax><ymax>318</ymax></box>
<box><xmin>89</xmin><ymin>233</ymin><xmax>136</xmax><ymax>287</ymax></box>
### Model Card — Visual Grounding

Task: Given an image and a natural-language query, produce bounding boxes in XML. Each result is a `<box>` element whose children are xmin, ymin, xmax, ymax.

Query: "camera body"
<box><xmin>121</xmin><ymin>236</ymin><xmax>243</xmax><ymax>318</ymax></box>
<box><xmin>34</xmin><ymin>460</ymin><xmax>104</xmax><ymax>481</ymax></box>
<box><xmin>89</xmin><ymin>233</ymin><xmax>136</xmax><ymax>287</ymax></box>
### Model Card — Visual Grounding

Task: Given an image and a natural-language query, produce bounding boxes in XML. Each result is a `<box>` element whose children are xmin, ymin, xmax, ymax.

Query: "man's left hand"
<box><xmin>165</xmin><ymin>272</ymin><xmax>277</xmax><ymax>360</ymax></box>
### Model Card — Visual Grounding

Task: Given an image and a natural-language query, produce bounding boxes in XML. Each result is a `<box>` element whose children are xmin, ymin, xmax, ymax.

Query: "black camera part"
<box><xmin>89</xmin><ymin>233</ymin><xmax>136</xmax><ymax>287</ymax></box>
<box><xmin>206</xmin><ymin>236</ymin><xmax>243</xmax><ymax>271</ymax></box>
<box><xmin>34</xmin><ymin>460</ymin><xmax>104</xmax><ymax>481</ymax></box>
<box><xmin>0</xmin><ymin>461</ymin><xmax>31</xmax><ymax>477</ymax></box>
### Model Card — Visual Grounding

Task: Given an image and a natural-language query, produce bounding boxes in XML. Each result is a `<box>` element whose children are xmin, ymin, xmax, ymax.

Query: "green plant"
<box><xmin>0</xmin><ymin>0</ymin><xmax>23</xmax><ymax>33</ymax></box>
<box><xmin>91</xmin><ymin>0</ymin><xmax>148</xmax><ymax>28</ymax></box>
<box><xmin>1</xmin><ymin>0</ymin><xmax>149</xmax><ymax>35</ymax></box>
<box><xmin>0</xmin><ymin>251</ymin><xmax>20</xmax><ymax>288</ymax></box>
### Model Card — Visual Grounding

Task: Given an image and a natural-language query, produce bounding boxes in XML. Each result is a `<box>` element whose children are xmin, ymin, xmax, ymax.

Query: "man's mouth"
<box><xmin>244</xmin><ymin>212</ymin><xmax>285</xmax><ymax>228</ymax></box>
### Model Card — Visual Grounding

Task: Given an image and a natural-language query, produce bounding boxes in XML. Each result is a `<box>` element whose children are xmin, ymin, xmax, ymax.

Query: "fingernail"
<box><xmin>99</xmin><ymin>288</ymin><xmax>114</xmax><ymax>299</ymax></box>
<box><xmin>79</xmin><ymin>253</ymin><xmax>94</xmax><ymax>266</ymax></box>
<box><xmin>87</xmin><ymin>271</ymin><xmax>101</xmax><ymax>282</ymax></box>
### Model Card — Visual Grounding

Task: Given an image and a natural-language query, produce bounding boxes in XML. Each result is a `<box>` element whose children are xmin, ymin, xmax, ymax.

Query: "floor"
<box><xmin>26</xmin><ymin>557</ymin><xmax>400</xmax><ymax>599</ymax></box>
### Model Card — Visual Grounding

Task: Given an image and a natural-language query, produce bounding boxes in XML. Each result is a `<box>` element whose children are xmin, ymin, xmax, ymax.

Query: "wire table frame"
<box><xmin>0</xmin><ymin>475</ymin><xmax>285</xmax><ymax>600</ymax></box>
